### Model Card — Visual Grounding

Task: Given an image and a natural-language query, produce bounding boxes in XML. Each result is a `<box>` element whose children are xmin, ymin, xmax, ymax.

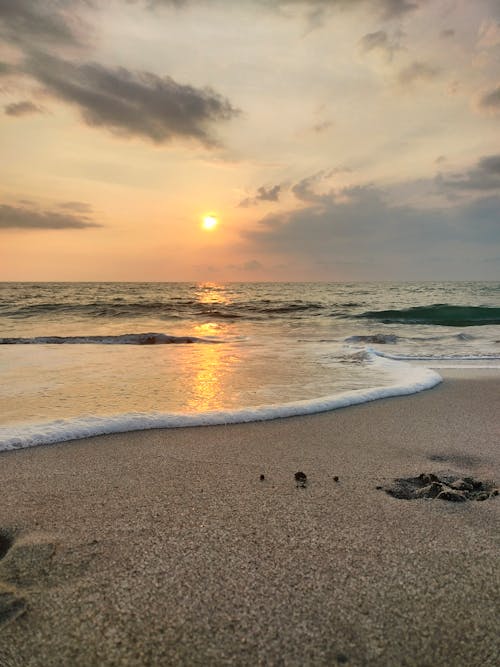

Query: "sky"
<box><xmin>0</xmin><ymin>0</ymin><xmax>499</xmax><ymax>281</ymax></box>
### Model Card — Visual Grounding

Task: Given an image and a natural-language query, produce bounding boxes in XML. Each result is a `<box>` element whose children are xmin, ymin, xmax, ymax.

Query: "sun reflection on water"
<box><xmin>195</xmin><ymin>282</ymin><xmax>231</xmax><ymax>306</ymax></box>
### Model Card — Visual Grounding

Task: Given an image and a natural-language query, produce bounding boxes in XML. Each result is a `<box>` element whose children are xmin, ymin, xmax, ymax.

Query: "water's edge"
<box><xmin>0</xmin><ymin>359</ymin><xmax>441</xmax><ymax>451</ymax></box>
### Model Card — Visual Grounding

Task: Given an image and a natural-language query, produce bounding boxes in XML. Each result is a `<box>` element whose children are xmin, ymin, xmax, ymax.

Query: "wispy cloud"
<box><xmin>397</xmin><ymin>61</ymin><xmax>440</xmax><ymax>86</ymax></box>
<box><xmin>0</xmin><ymin>202</ymin><xmax>101</xmax><ymax>230</ymax></box>
<box><xmin>477</xmin><ymin>85</ymin><xmax>500</xmax><ymax>114</ymax></box>
<box><xmin>359</xmin><ymin>30</ymin><xmax>403</xmax><ymax>61</ymax></box>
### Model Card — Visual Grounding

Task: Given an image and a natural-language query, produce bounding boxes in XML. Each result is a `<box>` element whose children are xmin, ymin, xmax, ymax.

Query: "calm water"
<box><xmin>1</xmin><ymin>282</ymin><xmax>499</xmax><ymax>449</ymax></box>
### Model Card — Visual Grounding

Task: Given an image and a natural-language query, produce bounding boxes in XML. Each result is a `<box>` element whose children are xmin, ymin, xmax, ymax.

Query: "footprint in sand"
<box><xmin>0</xmin><ymin>530</ymin><xmax>27</xmax><ymax>628</ymax></box>
<box><xmin>0</xmin><ymin>528</ymin><xmax>99</xmax><ymax>630</ymax></box>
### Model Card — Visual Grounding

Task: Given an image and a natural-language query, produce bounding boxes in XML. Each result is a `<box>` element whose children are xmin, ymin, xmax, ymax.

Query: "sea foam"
<box><xmin>0</xmin><ymin>353</ymin><xmax>441</xmax><ymax>452</ymax></box>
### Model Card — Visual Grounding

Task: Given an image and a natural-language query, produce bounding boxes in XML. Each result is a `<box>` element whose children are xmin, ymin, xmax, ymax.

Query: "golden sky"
<box><xmin>1</xmin><ymin>0</ymin><xmax>499</xmax><ymax>281</ymax></box>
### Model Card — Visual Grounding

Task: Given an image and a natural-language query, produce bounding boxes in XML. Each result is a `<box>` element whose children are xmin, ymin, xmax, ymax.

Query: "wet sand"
<box><xmin>0</xmin><ymin>371</ymin><xmax>499</xmax><ymax>666</ymax></box>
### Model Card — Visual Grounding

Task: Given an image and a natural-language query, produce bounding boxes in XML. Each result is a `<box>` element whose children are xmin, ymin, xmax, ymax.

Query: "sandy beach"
<box><xmin>0</xmin><ymin>370</ymin><xmax>499</xmax><ymax>666</ymax></box>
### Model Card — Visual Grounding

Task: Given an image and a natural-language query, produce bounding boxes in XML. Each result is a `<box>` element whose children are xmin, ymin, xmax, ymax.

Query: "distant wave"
<box><xmin>0</xmin><ymin>333</ymin><xmax>218</xmax><ymax>345</ymax></box>
<box><xmin>357</xmin><ymin>305</ymin><xmax>500</xmax><ymax>327</ymax></box>
<box><xmin>1</xmin><ymin>299</ymin><xmax>325</xmax><ymax>320</ymax></box>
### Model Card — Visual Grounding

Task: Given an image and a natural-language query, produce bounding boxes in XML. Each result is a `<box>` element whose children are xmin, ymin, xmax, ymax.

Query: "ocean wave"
<box><xmin>1</xmin><ymin>299</ymin><xmax>325</xmax><ymax>320</ymax></box>
<box><xmin>0</xmin><ymin>333</ymin><xmax>218</xmax><ymax>345</ymax></box>
<box><xmin>345</xmin><ymin>334</ymin><xmax>399</xmax><ymax>344</ymax></box>
<box><xmin>357</xmin><ymin>304</ymin><xmax>500</xmax><ymax>327</ymax></box>
<box><xmin>373</xmin><ymin>350</ymin><xmax>500</xmax><ymax>363</ymax></box>
<box><xmin>0</xmin><ymin>354</ymin><xmax>441</xmax><ymax>451</ymax></box>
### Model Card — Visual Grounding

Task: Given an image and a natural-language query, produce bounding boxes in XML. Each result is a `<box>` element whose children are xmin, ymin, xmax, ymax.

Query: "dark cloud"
<box><xmin>0</xmin><ymin>61</ymin><xmax>16</xmax><ymax>76</ymax></box>
<box><xmin>440</xmin><ymin>28</ymin><xmax>455</xmax><ymax>38</ymax></box>
<box><xmin>0</xmin><ymin>203</ymin><xmax>101</xmax><ymax>230</ymax></box>
<box><xmin>478</xmin><ymin>85</ymin><xmax>500</xmax><ymax>113</ymax></box>
<box><xmin>397</xmin><ymin>61</ymin><xmax>440</xmax><ymax>86</ymax></box>
<box><xmin>437</xmin><ymin>154</ymin><xmax>500</xmax><ymax>192</ymax></box>
<box><xmin>275</xmin><ymin>0</ymin><xmax>420</xmax><ymax>20</ymax></box>
<box><xmin>359</xmin><ymin>30</ymin><xmax>402</xmax><ymax>60</ymax></box>
<box><xmin>4</xmin><ymin>100</ymin><xmax>42</xmax><ymax>117</ymax></box>
<box><xmin>242</xmin><ymin>183</ymin><xmax>499</xmax><ymax>276</ymax></box>
<box><xmin>0</xmin><ymin>0</ymin><xmax>88</xmax><ymax>51</ymax></box>
<box><xmin>262</xmin><ymin>0</ymin><xmax>421</xmax><ymax>23</ymax></box>
<box><xmin>239</xmin><ymin>184</ymin><xmax>283</xmax><ymax>207</ymax></box>
<box><xmin>24</xmin><ymin>52</ymin><xmax>240</xmax><ymax>146</ymax></box>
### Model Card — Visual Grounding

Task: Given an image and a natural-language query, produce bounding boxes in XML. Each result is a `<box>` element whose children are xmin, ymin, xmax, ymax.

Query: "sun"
<box><xmin>202</xmin><ymin>215</ymin><xmax>218</xmax><ymax>231</ymax></box>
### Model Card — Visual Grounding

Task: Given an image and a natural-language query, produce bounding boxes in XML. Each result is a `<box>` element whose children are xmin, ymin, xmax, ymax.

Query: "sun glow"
<box><xmin>202</xmin><ymin>215</ymin><xmax>218</xmax><ymax>231</ymax></box>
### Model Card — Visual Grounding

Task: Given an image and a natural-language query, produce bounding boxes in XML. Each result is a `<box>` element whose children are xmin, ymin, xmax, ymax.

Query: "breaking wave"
<box><xmin>357</xmin><ymin>305</ymin><xmax>500</xmax><ymax>327</ymax></box>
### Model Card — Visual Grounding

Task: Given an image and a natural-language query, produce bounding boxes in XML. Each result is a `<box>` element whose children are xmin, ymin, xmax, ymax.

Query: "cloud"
<box><xmin>359</xmin><ymin>30</ymin><xmax>402</xmax><ymax>61</ymax></box>
<box><xmin>241</xmin><ymin>182</ymin><xmax>500</xmax><ymax>276</ymax></box>
<box><xmin>24</xmin><ymin>52</ymin><xmax>240</xmax><ymax>146</ymax></box>
<box><xmin>58</xmin><ymin>201</ymin><xmax>93</xmax><ymax>213</ymax></box>
<box><xmin>146</xmin><ymin>0</ymin><xmax>421</xmax><ymax>21</ymax></box>
<box><xmin>0</xmin><ymin>202</ymin><xmax>101</xmax><ymax>230</ymax></box>
<box><xmin>239</xmin><ymin>184</ymin><xmax>283</xmax><ymax>207</ymax></box>
<box><xmin>478</xmin><ymin>85</ymin><xmax>500</xmax><ymax>114</ymax></box>
<box><xmin>397</xmin><ymin>61</ymin><xmax>440</xmax><ymax>86</ymax></box>
<box><xmin>227</xmin><ymin>259</ymin><xmax>263</xmax><ymax>271</ymax></box>
<box><xmin>291</xmin><ymin>168</ymin><xmax>350</xmax><ymax>202</ymax></box>
<box><xmin>440</xmin><ymin>28</ymin><xmax>455</xmax><ymax>39</ymax></box>
<box><xmin>0</xmin><ymin>0</ymin><xmax>88</xmax><ymax>51</ymax></box>
<box><xmin>437</xmin><ymin>154</ymin><xmax>500</xmax><ymax>192</ymax></box>
<box><xmin>311</xmin><ymin>120</ymin><xmax>333</xmax><ymax>133</ymax></box>
<box><xmin>0</xmin><ymin>61</ymin><xmax>16</xmax><ymax>76</ymax></box>
<box><xmin>4</xmin><ymin>100</ymin><xmax>42</xmax><ymax>117</ymax></box>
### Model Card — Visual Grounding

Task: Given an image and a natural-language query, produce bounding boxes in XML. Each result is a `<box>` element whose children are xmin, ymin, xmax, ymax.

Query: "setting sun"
<box><xmin>202</xmin><ymin>215</ymin><xmax>218</xmax><ymax>231</ymax></box>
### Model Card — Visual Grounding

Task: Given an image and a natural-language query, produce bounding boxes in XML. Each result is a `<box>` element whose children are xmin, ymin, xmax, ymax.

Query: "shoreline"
<box><xmin>0</xmin><ymin>371</ymin><xmax>499</xmax><ymax>665</ymax></box>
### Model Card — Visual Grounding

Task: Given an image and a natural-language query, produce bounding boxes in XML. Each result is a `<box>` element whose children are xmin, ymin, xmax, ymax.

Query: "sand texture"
<box><xmin>0</xmin><ymin>372</ymin><xmax>499</xmax><ymax>666</ymax></box>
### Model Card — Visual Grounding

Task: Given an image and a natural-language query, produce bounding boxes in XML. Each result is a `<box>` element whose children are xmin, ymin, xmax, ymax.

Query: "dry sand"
<box><xmin>0</xmin><ymin>371</ymin><xmax>499</xmax><ymax>666</ymax></box>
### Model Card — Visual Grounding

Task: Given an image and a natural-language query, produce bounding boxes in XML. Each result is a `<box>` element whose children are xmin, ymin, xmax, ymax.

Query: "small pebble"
<box><xmin>333</xmin><ymin>476</ymin><xmax>339</xmax><ymax>482</ymax></box>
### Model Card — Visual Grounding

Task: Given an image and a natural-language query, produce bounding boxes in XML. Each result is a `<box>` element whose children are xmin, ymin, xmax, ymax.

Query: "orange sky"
<box><xmin>1</xmin><ymin>0</ymin><xmax>499</xmax><ymax>281</ymax></box>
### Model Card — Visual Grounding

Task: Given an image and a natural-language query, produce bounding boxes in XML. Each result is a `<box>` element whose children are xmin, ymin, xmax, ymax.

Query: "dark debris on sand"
<box><xmin>294</xmin><ymin>471</ymin><xmax>307</xmax><ymax>488</ymax></box>
<box><xmin>380</xmin><ymin>472</ymin><xmax>498</xmax><ymax>502</ymax></box>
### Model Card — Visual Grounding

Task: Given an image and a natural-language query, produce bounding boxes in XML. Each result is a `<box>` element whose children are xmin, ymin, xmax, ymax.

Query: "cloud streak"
<box><xmin>4</xmin><ymin>100</ymin><xmax>42</xmax><ymax>117</ymax></box>
<box><xmin>24</xmin><ymin>52</ymin><xmax>240</xmax><ymax>146</ymax></box>
<box><xmin>0</xmin><ymin>203</ymin><xmax>101</xmax><ymax>230</ymax></box>
<box><xmin>239</xmin><ymin>184</ymin><xmax>283</xmax><ymax>207</ymax></box>
<box><xmin>437</xmin><ymin>154</ymin><xmax>500</xmax><ymax>192</ymax></box>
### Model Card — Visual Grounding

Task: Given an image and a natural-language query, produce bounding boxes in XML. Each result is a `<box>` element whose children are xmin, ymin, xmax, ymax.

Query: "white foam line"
<box><xmin>0</xmin><ymin>356</ymin><xmax>442</xmax><ymax>452</ymax></box>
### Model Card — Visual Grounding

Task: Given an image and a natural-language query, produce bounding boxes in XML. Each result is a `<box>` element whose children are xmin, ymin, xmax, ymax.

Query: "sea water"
<box><xmin>0</xmin><ymin>282</ymin><xmax>499</xmax><ymax>450</ymax></box>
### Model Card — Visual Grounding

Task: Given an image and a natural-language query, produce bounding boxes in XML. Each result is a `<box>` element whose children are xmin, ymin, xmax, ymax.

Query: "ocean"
<box><xmin>1</xmin><ymin>281</ymin><xmax>499</xmax><ymax>451</ymax></box>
